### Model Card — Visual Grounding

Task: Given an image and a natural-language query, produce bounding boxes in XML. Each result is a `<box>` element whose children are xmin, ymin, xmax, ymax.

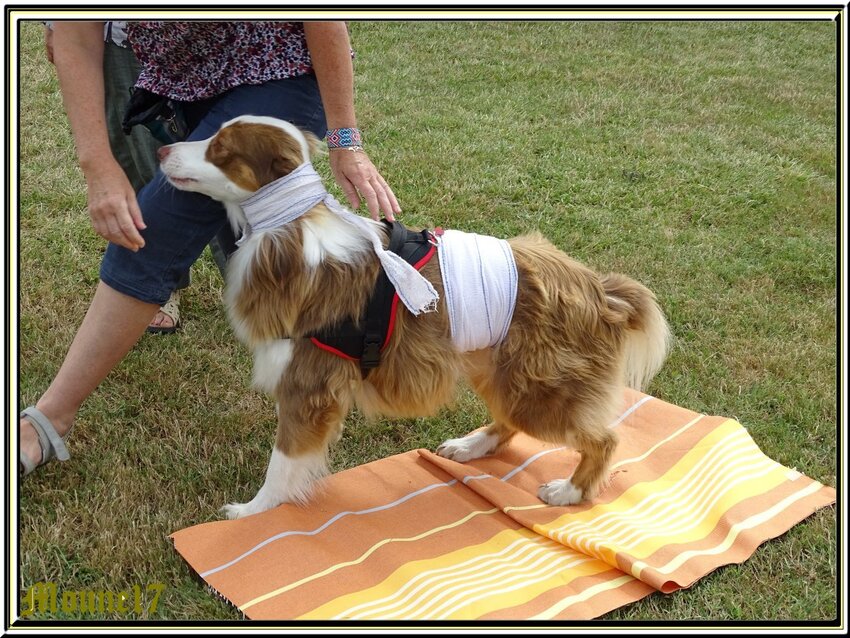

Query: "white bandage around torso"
<box><xmin>437</xmin><ymin>229</ymin><xmax>518</xmax><ymax>352</ymax></box>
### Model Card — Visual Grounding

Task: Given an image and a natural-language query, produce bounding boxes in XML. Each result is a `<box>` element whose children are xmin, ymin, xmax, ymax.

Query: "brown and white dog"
<box><xmin>159</xmin><ymin>115</ymin><xmax>671</xmax><ymax>519</ymax></box>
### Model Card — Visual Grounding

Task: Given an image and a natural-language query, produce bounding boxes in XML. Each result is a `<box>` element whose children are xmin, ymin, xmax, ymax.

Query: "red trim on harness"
<box><xmin>309</xmin><ymin>337</ymin><xmax>359</xmax><ymax>361</ymax></box>
<box><xmin>382</xmin><ymin>244</ymin><xmax>437</xmax><ymax>349</ymax></box>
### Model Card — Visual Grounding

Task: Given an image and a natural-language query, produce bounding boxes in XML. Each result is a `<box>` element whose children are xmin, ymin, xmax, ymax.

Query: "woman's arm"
<box><xmin>303</xmin><ymin>22</ymin><xmax>401</xmax><ymax>221</ymax></box>
<box><xmin>52</xmin><ymin>21</ymin><xmax>146</xmax><ymax>251</ymax></box>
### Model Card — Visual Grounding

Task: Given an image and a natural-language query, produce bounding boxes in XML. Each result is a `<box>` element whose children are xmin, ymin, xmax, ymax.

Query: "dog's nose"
<box><xmin>157</xmin><ymin>146</ymin><xmax>171</xmax><ymax>162</ymax></box>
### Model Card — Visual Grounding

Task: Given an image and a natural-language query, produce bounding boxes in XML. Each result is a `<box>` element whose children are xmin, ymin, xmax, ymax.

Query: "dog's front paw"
<box><xmin>436</xmin><ymin>438</ymin><xmax>475</xmax><ymax>462</ymax></box>
<box><xmin>437</xmin><ymin>430</ymin><xmax>500</xmax><ymax>463</ymax></box>
<box><xmin>221</xmin><ymin>501</ymin><xmax>261</xmax><ymax>520</ymax></box>
<box><xmin>538</xmin><ymin>479</ymin><xmax>584</xmax><ymax>506</ymax></box>
<box><xmin>220</xmin><ymin>492</ymin><xmax>281</xmax><ymax>520</ymax></box>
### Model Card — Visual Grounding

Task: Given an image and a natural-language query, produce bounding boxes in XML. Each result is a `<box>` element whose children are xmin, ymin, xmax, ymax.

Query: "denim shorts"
<box><xmin>99</xmin><ymin>74</ymin><xmax>326</xmax><ymax>305</ymax></box>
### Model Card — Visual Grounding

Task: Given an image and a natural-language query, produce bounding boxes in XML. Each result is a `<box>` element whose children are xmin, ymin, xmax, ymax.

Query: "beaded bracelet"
<box><xmin>325</xmin><ymin>127</ymin><xmax>363</xmax><ymax>149</ymax></box>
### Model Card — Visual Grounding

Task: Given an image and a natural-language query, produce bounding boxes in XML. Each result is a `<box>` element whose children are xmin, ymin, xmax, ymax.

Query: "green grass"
<box><xmin>16</xmin><ymin>20</ymin><xmax>837</xmax><ymax>623</ymax></box>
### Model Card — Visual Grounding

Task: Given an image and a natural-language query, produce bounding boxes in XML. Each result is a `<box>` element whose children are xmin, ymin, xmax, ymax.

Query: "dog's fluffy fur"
<box><xmin>160</xmin><ymin>115</ymin><xmax>671</xmax><ymax>519</ymax></box>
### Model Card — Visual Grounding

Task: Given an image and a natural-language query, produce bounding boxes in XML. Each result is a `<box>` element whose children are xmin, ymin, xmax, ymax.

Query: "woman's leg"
<box><xmin>20</xmin><ymin>136</ymin><xmax>231</xmax><ymax>471</ymax></box>
<box><xmin>20</xmin><ymin>284</ymin><xmax>161</xmax><ymax>464</ymax></box>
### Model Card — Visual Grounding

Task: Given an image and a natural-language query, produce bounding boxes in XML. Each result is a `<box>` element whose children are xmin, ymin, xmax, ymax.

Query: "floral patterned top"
<box><xmin>126</xmin><ymin>21</ymin><xmax>313</xmax><ymax>101</ymax></box>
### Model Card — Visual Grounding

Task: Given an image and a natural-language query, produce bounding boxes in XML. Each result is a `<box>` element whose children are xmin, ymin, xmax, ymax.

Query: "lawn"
<box><xmin>15</xmin><ymin>19</ymin><xmax>838</xmax><ymax>623</ymax></box>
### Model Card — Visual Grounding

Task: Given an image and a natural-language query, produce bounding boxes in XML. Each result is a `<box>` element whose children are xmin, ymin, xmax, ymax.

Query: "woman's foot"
<box><xmin>20</xmin><ymin>417</ymin><xmax>44</xmax><ymax>467</ymax></box>
<box><xmin>19</xmin><ymin>407</ymin><xmax>75</xmax><ymax>475</ymax></box>
<box><xmin>146</xmin><ymin>291</ymin><xmax>181</xmax><ymax>334</ymax></box>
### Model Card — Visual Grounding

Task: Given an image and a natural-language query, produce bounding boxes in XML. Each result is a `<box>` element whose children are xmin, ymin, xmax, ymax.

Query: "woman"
<box><xmin>20</xmin><ymin>21</ymin><xmax>401</xmax><ymax>475</ymax></box>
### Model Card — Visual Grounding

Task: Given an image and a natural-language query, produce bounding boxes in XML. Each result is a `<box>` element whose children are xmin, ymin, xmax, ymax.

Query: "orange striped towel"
<box><xmin>171</xmin><ymin>390</ymin><xmax>835</xmax><ymax>620</ymax></box>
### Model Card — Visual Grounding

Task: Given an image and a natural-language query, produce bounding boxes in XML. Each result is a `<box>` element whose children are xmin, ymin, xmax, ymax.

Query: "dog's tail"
<box><xmin>601</xmin><ymin>273</ymin><xmax>671</xmax><ymax>392</ymax></box>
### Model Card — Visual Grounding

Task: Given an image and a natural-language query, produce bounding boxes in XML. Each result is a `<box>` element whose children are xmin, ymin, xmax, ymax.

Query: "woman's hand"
<box><xmin>83</xmin><ymin>158</ymin><xmax>147</xmax><ymax>251</ymax></box>
<box><xmin>303</xmin><ymin>23</ymin><xmax>401</xmax><ymax>221</ymax></box>
<box><xmin>329</xmin><ymin>148</ymin><xmax>401</xmax><ymax>221</ymax></box>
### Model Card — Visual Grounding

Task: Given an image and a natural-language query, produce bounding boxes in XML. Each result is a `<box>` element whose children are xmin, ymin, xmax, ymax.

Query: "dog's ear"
<box><xmin>270</xmin><ymin>155</ymin><xmax>300</xmax><ymax>180</ymax></box>
<box><xmin>268</xmin><ymin>129</ymin><xmax>321</xmax><ymax>179</ymax></box>
<box><xmin>264</xmin><ymin>127</ymin><xmax>310</xmax><ymax>182</ymax></box>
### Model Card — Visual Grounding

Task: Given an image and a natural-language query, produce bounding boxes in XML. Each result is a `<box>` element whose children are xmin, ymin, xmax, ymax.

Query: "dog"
<box><xmin>159</xmin><ymin>115</ymin><xmax>671</xmax><ymax>519</ymax></box>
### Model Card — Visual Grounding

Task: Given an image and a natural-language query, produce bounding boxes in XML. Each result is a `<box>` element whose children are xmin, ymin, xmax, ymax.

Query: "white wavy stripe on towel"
<box><xmin>428</xmin><ymin>551</ymin><xmax>593</xmax><ymax>621</ymax></box>
<box><xmin>569</xmin><ymin>455</ymin><xmax>778</xmax><ymax>561</ymax></box>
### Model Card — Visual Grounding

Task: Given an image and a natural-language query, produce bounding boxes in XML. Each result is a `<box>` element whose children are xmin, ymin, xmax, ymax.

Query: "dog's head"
<box><xmin>158</xmin><ymin>115</ymin><xmax>321</xmax><ymax>204</ymax></box>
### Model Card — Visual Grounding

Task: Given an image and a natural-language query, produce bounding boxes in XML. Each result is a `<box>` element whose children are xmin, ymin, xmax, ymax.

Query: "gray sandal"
<box><xmin>19</xmin><ymin>406</ymin><xmax>72</xmax><ymax>476</ymax></box>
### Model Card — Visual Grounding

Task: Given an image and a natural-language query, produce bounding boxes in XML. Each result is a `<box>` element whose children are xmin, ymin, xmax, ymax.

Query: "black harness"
<box><xmin>307</xmin><ymin>221</ymin><xmax>438</xmax><ymax>377</ymax></box>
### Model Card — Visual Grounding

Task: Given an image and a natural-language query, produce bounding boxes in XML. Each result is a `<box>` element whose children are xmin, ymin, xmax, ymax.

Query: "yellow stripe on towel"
<box><xmin>533</xmin><ymin>419</ymin><xmax>789</xmax><ymax>570</ymax></box>
<box><xmin>299</xmin><ymin>527</ymin><xmax>610</xmax><ymax>620</ymax></box>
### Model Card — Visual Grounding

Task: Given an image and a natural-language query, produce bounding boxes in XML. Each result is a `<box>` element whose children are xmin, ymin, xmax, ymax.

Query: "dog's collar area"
<box><xmin>238</xmin><ymin>162</ymin><xmax>439</xmax><ymax>316</ymax></box>
<box><xmin>238</xmin><ymin>162</ymin><xmax>328</xmax><ymax>240</ymax></box>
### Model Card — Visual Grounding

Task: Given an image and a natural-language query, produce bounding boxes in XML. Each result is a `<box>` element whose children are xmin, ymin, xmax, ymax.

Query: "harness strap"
<box><xmin>308</xmin><ymin>221</ymin><xmax>437</xmax><ymax>377</ymax></box>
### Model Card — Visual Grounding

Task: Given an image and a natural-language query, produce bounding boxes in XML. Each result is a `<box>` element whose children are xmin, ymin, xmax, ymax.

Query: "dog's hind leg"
<box><xmin>538</xmin><ymin>426</ymin><xmax>618</xmax><ymax>506</ymax></box>
<box><xmin>222</xmin><ymin>354</ymin><xmax>355</xmax><ymax>520</ymax></box>
<box><xmin>478</xmin><ymin>366</ymin><xmax>620</xmax><ymax>506</ymax></box>
<box><xmin>436</xmin><ymin>421</ymin><xmax>516</xmax><ymax>463</ymax></box>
